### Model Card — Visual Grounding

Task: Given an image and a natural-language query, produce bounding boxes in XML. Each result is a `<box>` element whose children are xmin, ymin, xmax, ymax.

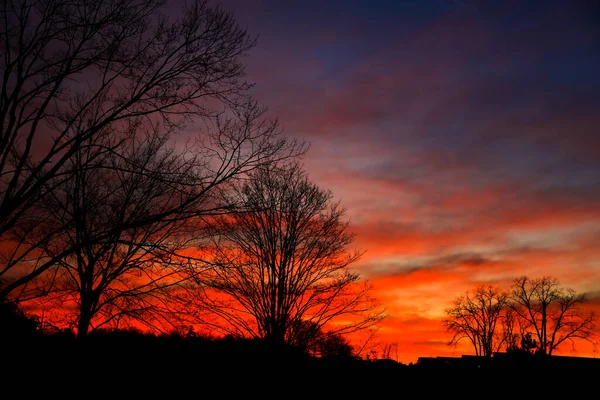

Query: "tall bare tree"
<box><xmin>510</xmin><ymin>276</ymin><xmax>597</xmax><ymax>355</ymax></box>
<box><xmin>0</xmin><ymin>0</ymin><xmax>302</xmax><ymax>301</ymax></box>
<box><xmin>442</xmin><ymin>285</ymin><xmax>509</xmax><ymax>357</ymax></box>
<box><xmin>23</xmin><ymin>131</ymin><xmax>194</xmax><ymax>337</ymax></box>
<box><xmin>188</xmin><ymin>163</ymin><xmax>384</xmax><ymax>347</ymax></box>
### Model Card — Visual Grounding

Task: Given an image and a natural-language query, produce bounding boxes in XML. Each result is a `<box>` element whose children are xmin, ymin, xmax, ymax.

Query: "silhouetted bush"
<box><xmin>0</xmin><ymin>300</ymin><xmax>40</xmax><ymax>340</ymax></box>
<box><xmin>318</xmin><ymin>333</ymin><xmax>355</xmax><ymax>359</ymax></box>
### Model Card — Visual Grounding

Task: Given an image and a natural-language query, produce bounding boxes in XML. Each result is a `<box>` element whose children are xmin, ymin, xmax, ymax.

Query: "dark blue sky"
<box><xmin>224</xmin><ymin>0</ymin><xmax>599</xmax><ymax>186</ymax></box>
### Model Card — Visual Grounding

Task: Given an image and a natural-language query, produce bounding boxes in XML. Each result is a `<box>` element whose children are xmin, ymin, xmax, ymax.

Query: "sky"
<box><xmin>209</xmin><ymin>0</ymin><xmax>600</xmax><ymax>364</ymax></box>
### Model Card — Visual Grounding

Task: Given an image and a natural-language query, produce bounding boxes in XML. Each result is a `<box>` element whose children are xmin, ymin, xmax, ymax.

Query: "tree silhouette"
<box><xmin>188</xmin><ymin>163</ymin><xmax>384</xmax><ymax>347</ymax></box>
<box><xmin>0</xmin><ymin>299</ymin><xmax>40</xmax><ymax>340</ymax></box>
<box><xmin>24</xmin><ymin>132</ymin><xmax>208</xmax><ymax>337</ymax></box>
<box><xmin>518</xmin><ymin>332</ymin><xmax>538</xmax><ymax>354</ymax></box>
<box><xmin>317</xmin><ymin>332</ymin><xmax>355</xmax><ymax>359</ymax></box>
<box><xmin>287</xmin><ymin>319</ymin><xmax>355</xmax><ymax>358</ymax></box>
<box><xmin>442</xmin><ymin>284</ymin><xmax>509</xmax><ymax>357</ymax></box>
<box><xmin>503</xmin><ymin>306</ymin><xmax>544</xmax><ymax>355</ymax></box>
<box><xmin>510</xmin><ymin>276</ymin><xmax>597</xmax><ymax>355</ymax></box>
<box><xmin>0</xmin><ymin>0</ymin><xmax>302</xmax><ymax>302</ymax></box>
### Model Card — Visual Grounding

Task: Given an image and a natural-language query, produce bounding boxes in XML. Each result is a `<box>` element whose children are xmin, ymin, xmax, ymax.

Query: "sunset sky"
<box><xmin>217</xmin><ymin>0</ymin><xmax>600</xmax><ymax>363</ymax></box>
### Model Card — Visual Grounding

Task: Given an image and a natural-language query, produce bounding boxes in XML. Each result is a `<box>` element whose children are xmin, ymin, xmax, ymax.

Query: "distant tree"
<box><xmin>442</xmin><ymin>285</ymin><xmax>509</xmax><ymax>357</ymax></box>
<box><xmin>0</xmin><ymin>299</ymin><xmax>40</xmax><ymax>340</ymax></box>
<box><xmin>317</xmin><ymin>332</ymin><xmax>355</xmax><ymax>359</ymax></box>
<box><xmin>352</xmin><ymin>326</ymin><xmax>380</xmax><ymax>359</ymax></box>
<box><xmin>519</xmin><ymin>332</ymin><xmax>539</xmax><ymax>354</ymax></box>
<box><xmin>286</xmin><ymin>319</ymin><xmax>322</xmax><ymax>353</ymax></box>
<box><xmin>287</xmin><ymin>319</ymin><xmax>355</xmax><ymax>358</ymax></box>
<box><xmin>503</xmin><ymin>307</ymin><xmax>538</xmax><ymax>354</ymax></box>
<box><xmin>509</xmin><ymin>276</ymin><xmax>597</xmax><ymax>355</ymax></box>
<box><xmin>191</xmin><ymin>163</ymin><xmax>385</xmax><ymax>347</ymax></box>
<box><xmin>377</xmin><ymin>341</ymin><xmax>399</xmax><ymax>361</ymax></box>
<box><xmin>0</xmin><ymin>0</ymin><xmax>302</xmax><ymax>301</ymax></box>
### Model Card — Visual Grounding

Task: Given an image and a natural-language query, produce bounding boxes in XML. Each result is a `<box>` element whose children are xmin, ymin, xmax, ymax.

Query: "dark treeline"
<box><xmin>3</xmin><ymin>299</ymin><xmax>598</xmax><ymax>379</ymax></box>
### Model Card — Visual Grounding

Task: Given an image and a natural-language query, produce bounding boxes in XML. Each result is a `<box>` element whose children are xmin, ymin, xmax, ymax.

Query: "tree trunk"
<box><xmin>540</xmin><ymin>305</ymin><xmax>547</xmax><ymax>354</ymax></box>
<box><xmin>77</xmin><ymin>292</ymin><xmax>95</xmax><ymax>339</ymax></box>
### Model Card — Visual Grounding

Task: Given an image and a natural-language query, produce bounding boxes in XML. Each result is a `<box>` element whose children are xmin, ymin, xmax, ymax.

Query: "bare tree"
<box><xmin>0</xmin><ymin>0</ymin><xmax>303</xmax><ymax>300</ymax></box>
<box><xmin>188</xmin><ymin>163</ymin><xmax>385</xmax><ymax>347</ymax></box>
<box><xmin>285</xmin><ymin>319</ymin><xmax>355</xmax><ymax>358</ymax></box>
<box><xmin>22</xmin><ymin>131</ymin><xmax>197</xmax><ymax>337</ymax></box>
<box><xmin>377</xmin><ymin>341</ymin><xmax>399</xmax><ymax>361</ymax></box>
<box><xmin>510</xmin><ymin>276</ymin><xmax>597</xmax><ymax>355</ymax></box>
<box><xmin>442</xmin><ymin>285</ymin><xmax>509</xmax><ymax>357</ymax></box>
<box><xmin>503</xmin><ymin>307</ymin><xmax>539</xmax><ymax>354</ymax></box>
<box><xmin>352</xmin><ymin>326</ymin><xmax>380</xmax><ymax>359</ymax></box>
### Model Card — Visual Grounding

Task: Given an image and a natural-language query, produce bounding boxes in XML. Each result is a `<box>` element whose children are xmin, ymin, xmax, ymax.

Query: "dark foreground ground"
<box><xmin>4</xmin><ymin>330</ymin><xmax>599</xmax><ymax>378</ymax></box>
<box><xmin>2</xmin><ymin>303</ymin><xmax>598</xmax><ymax>397</ymax></box>
<box><xmin>3</xmin><ymin>333</ymin><xmax>599</xmax><ymax>399</ymax></box>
